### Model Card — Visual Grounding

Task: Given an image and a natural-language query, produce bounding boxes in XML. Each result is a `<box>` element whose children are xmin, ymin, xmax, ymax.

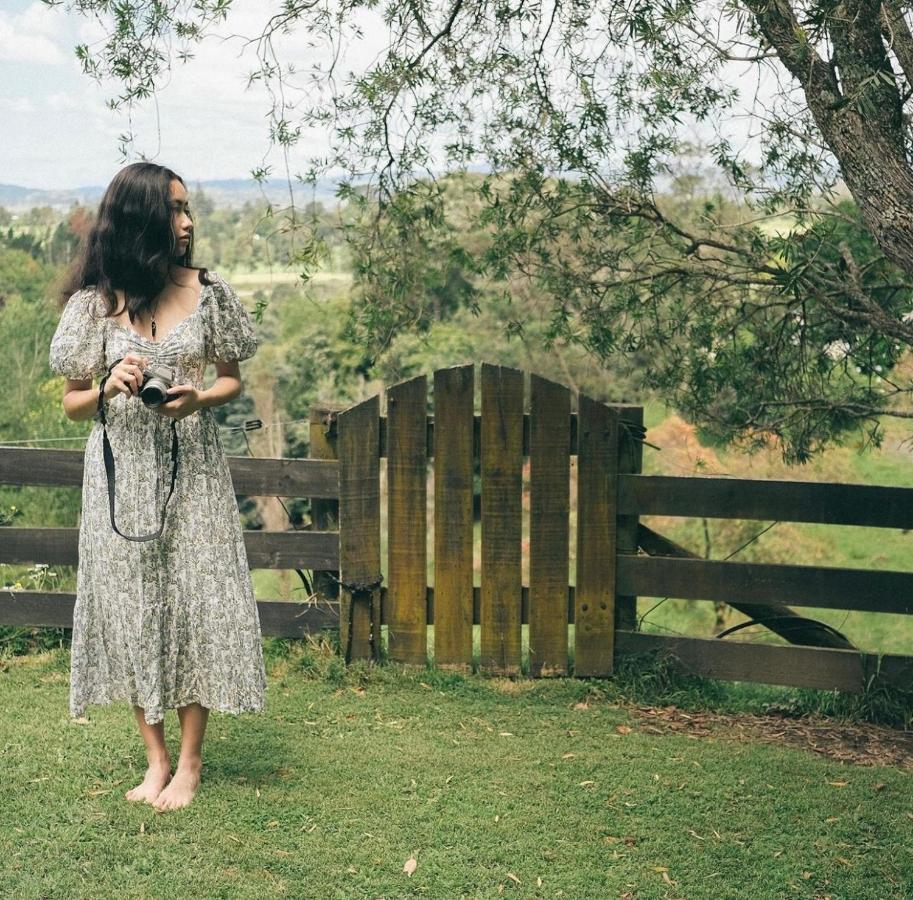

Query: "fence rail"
<box><xmin>3</xmin><ymin>362</ymin><xmax>913</xmax><ymax>694</ymax></box>
<box><xmin>618</xmin><ymin>473</ymin><xmax>913</xmax><ymax>528</ymax></box>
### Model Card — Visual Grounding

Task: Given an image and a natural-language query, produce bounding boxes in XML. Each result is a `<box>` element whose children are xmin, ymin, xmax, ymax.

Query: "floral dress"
<box><xmin>48</xmin><ymin>271</ymin><xmax>267</xmax><ymax>725</ymax></box>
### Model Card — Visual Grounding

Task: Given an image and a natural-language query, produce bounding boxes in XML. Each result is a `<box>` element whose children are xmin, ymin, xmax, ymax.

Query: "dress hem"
<box><xmin>69</xmin><ymin>686</ymin><xmax>267</xmax><ymax>726</ymax></box>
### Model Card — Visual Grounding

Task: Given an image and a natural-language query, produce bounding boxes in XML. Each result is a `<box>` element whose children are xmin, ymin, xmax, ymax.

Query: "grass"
<box><xmin>3</xmin><ymin>637</ymin><xmax>912</xmax><ymax>899</ymax></box>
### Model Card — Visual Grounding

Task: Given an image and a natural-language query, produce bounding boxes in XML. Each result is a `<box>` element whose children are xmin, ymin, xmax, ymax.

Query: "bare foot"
<box><xmin>124</xmin><ymin>760</ymin><xmax>172</xmax><ymax>804</ymax></box>
<box><xmin>152</xmin><ymin>761</ymin><xmax>202</xmax><ymax>811</ymax></box>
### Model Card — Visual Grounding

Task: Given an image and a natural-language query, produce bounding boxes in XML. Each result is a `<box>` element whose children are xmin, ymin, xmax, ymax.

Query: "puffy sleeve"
<box><xmin>204</xmin><ymin>273</ymin><xmax>259</xmax><ymax>364</ymax></box>
<box><xmin>48</xmin><ymin>289</ymin><xmax>108</xmax><ymax>380</ymax></box>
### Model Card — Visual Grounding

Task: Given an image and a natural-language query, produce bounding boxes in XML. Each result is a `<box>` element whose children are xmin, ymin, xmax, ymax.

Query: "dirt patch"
<box><xmin>630</xmin><ymin>704</ymin><xmax>913</xmax><ymax>769</ymax></box>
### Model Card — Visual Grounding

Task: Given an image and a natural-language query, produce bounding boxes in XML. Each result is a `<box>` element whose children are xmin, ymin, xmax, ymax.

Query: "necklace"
<box><xmin>151</xmin><ymin>300</ymin><xmax>158</xmax><ymax>341</ymax></box>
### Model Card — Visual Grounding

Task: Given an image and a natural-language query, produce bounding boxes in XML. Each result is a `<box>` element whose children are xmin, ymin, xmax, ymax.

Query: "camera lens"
<box><xmin>141</xmin><ymin>380</ymin><xmax>168</xmax><ymax>407</ymax></box>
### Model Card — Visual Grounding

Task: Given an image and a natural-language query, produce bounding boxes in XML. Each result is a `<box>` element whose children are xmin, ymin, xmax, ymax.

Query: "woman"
<box><xmin>48</xmin><ymin>162</ymin><xmax>267</xmax><ymax>812</ymax></box>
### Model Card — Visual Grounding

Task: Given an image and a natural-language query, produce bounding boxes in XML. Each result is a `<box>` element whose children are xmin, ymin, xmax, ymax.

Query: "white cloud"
<box><xmin>0</xmin><ymin>2</ymin><xmax>68</xmax><ymax>65</ymax></box>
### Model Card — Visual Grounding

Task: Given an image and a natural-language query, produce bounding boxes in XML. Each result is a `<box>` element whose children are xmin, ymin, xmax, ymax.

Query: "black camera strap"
<box><xmin>96</xmin><ymin>358</ymin><xmax>179</xmax><ymax>542</ymax></box>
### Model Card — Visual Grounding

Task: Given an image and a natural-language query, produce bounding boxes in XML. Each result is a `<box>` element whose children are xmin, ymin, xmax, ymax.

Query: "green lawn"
<box><xmin>3</xmin><ymin>641</ymin><xmax>912</xmax><ymax>899</ymax></box>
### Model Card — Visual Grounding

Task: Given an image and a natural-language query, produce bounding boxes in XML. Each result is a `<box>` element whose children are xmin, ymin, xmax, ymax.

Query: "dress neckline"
<box><xmin>106</xmin><ymin>282</ymin><xmax>213</xmax><ymax>345</ymax></box>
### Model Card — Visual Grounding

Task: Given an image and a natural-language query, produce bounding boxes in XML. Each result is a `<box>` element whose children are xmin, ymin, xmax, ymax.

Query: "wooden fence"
<box><xmin>0</xmin><ymin>405</ymin><xmax>342</xmax><ymax>639</ymax></box>
<box><xmin>3</xmin><ymin>362</ymin><xmax>913</xmax><ymax>694</ymax></box>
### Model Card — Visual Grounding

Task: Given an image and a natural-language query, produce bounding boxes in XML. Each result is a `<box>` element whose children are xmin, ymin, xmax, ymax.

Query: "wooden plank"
<box><xmin>227</xmin><ymin>456</ymin><xmax>339</xmax><ymax>499</ymax></box>
<box><xmin>528</xmin><ymin>373</ymin><xmax>571</xmax><ymax>676</ymax></box>
<box><xmin>615</xmin><ymin>407</ymin><xmax>643</xmax><ymax>631</ymax></box>
<box><xmin>574</xmin><ymin>394</ymin><xmax>618</xmax><ymax>676</ymax></box>
<box><xmin>337</xmin><ymin>394</ymin><xmax>382</xmax><ymax>660</ymax></box>
<box><xmin>617</xmin><ymin>555</ymin><xmax>913</xmax><ymax>615</ymax></box>
<box><xmin>432</xmin><ymin>366</ymin><xmax>475</xmax><ymax>669</ymax></box>
<box><xmin>479</xmin><ymin>363</ymin><xmax>524</xmax><ymax>674</ymax></box>
<box><xmin>386</xmin><ymin>375</ymin><xmax>428</xmax><ymax>665</ymax></box>
<box><xmin>255</xmin><ymin>599</ymin><xmax>340</xmax><ymax>638</ymax></box>
<box><xmin>0</xmin><ymin>591</ymin><xmax>338</xmax><ymax>638</ymax></box>
<box><xmin>0</xmin><ymin>527</ymin><xmax>339</xmax><ymax>570</ymax></box>
<box><xmin>0</xmin><ymin>447</ymin><xmax>85</xmax><ymax>487</ymax></box>
<box><xmin>618</xmin><ymin>474</ymin><xmax>913</xmax><ymax>529</ymax></box>
<box><xmin>615</xmin><ymin>630</ymin><xmax>913</xmax><ymax>693</ymax></box>
<box><xmin>0</xmin><ymin>446</ymin><xmax>339</xmax><ymax>498</ymax></box>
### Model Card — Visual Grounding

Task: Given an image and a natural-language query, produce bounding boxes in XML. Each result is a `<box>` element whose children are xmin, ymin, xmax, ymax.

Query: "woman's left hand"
<box><xmin>155</xmin><ymin>383</ymin><xmax>202</xmax><ymax>420</ymax></box>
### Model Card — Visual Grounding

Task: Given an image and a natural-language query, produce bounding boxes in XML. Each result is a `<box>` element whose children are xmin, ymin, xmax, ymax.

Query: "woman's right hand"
<box><xmin>103</xmin><ymin>354</ymin><xmax>150</xmax><ymax>400</ymax></box>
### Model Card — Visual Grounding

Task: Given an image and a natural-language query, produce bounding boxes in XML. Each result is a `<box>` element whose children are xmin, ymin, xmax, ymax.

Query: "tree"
<box><xmin>41</xmin><ymin>0</ymin><xmax>913</xmax><ymax>459</ymax></box>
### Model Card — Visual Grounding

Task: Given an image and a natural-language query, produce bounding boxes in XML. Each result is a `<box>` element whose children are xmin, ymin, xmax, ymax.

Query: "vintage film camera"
<box><xmin>139</xmin><ymin>363</ymin><xmax>177</xmax><ymax>407</ymax></box>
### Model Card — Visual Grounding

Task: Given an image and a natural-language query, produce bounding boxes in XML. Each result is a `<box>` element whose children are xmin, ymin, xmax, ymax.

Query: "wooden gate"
<box><xmin>336</xmin><ymin>362</ymin><xmax>643</xmax><ymax>676</ymax></box>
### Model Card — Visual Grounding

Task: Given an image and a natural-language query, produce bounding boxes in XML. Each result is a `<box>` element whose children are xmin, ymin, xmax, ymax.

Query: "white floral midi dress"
<box><xmin>48</xmin><ymin>271</ymin><xmax>267</xmax><ymax>725</ymax></box>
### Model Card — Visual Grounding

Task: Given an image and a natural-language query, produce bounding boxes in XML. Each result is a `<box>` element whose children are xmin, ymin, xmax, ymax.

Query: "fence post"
<box><xmin>309</xmin><ymin>404</ymin><xmax>343</xmax><ymax>617</ymax></box>
<box><xmin>528</xmin><ymin>373</ymin><xmax>571</xmax><ymax>676</ymax></box>
<box><xmin>479</xmin><ymin>363</ymin><xmax>524</xmax><ymax>675</ymax></box>
<box><xmin>337</xmin><ymin>395</ymin><xmax>382</xmax><ymax>661</ymax></box>
<box><xmin>386</xmin><ymin>375</ymin><xmax>428</xmax><ymax>665</ymax></box>
<box><xmin>615</xmin><ymin>406</ymin><xmax>643</xmax><ymax>633</ymax></box>
<box><xmin>575</xmin><ymin>394</ymin><xmax>619</xmax><ymax>676</ymax></box>
<box><xmin>432</xmin><ymin>365</ymin><xmax>475</xmax><ymax>670</ymax></box>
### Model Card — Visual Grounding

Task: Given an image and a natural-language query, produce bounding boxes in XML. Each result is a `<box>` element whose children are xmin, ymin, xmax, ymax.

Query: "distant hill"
<box><xmin>0</xmin><ymin>176</ymin><xmax>349</xmax><ymax>213</ymax></box>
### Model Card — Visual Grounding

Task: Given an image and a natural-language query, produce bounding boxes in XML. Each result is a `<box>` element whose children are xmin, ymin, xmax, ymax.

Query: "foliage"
<box><xmin>41</xmin><ymin>0</ymin><xmax>913</xmax><ymax>458</ymax></box>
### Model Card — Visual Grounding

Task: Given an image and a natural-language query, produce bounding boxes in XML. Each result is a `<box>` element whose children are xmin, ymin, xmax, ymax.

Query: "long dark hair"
<box><xmin>58</xmin><ymin>162</ymin><xmax>212</xmax><ymax>316</ymax></box>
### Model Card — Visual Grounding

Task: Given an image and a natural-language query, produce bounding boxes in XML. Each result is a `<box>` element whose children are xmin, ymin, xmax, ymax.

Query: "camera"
<box><xmin>139</xmin><ymin>363</ymin><xmax>177</xmax><ymax>407</ymax></box>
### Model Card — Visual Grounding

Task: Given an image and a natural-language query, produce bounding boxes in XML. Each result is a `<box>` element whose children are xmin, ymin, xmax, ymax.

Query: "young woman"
<box><xmin>48</xmin><ymin>162</ymin><xmax>267</xmax><ymax>812</ymax></box>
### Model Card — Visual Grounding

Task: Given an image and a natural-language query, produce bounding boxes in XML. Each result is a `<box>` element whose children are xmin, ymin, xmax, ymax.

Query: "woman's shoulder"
<box><xmin>65</xmin><ymin>285</ymin><xmax>106</xmax><ymax>316</ymax></box>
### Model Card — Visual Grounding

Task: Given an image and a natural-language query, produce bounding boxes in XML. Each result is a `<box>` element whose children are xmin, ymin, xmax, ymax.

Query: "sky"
<box><xmin>0</xmin><ymin>0</ymin><xmax>388</xmax><ymax>190</ymax></box>
<box><xmin>0</xmin><ymin>0</ymin><xmax>780</xmax><ymax>193</ymax></box>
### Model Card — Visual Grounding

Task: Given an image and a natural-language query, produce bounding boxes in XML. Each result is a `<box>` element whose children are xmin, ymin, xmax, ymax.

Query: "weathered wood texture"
<box><xmin>617</xmin><ymin>555</ymin><xmax>913</xmax><ymax>615</ymax></box>
<box><xmin>574</xmin><ymin>394</ymin><xmax>618</xmax><ymax>676</ymax></box>
<box><xmin>432</xmin><ymin>365</ymin><xmax>475</xmax><ymax>670</ymax></box>
<box><xmin>528</xmin><ymin>374</ymin><xmax>571</xmax><ymax>676</ymax></box>
<box><xmin>618</xmin><ymin>474</ymin><xmax>913</xmax><ymax>527</ymax></box>
<box><xmin>337</xmin><ymin>395</ymin><xmax>382</xmax><ymax>660</ymax></box>
<box><xmin>615</xmin><ymin>630</ymin><xmax>913</xmax><ymax>693</ymax></box>
<box><xmin>0</xmin><ymin>527</ymin><xmax>339</xmax><ymax>570</ymax></box>
<box><xmin>386</xmin><ymin>375</ymin><xmax>428</xmax><ymax>665</ymax></box>
<box><xmin>479</xmin><ymin>363</ymin><xmax>524</xmax><ymax>674</ymax></box>
<box><xmin>0</xmin><ymin>445</ymin><xmax>339</xmax><ymax>497</ymax></box>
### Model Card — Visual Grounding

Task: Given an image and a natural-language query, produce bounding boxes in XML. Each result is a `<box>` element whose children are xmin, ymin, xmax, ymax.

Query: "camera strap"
<box><xmin>96</xmin><ymin>358</ymin><xmax>179</xmax><ymax>542</ymax></box>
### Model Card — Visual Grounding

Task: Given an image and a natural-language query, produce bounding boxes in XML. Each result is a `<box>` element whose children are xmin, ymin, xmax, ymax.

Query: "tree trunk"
<box><xmin>744</xmin><ymin>0</ymin><xmax>913</xmax><ymax>282</ymax></box>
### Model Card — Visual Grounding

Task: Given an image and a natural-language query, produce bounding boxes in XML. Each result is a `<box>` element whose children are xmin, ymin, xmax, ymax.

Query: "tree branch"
<box><xmin>880</xmin><ymin>0</ymin><xmax>913</xmax><ymax>90</ymax></box>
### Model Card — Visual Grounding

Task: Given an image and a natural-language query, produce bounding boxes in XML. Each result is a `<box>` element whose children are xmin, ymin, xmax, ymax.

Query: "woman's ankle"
<box><xmin>175</xmin><ymin>755</ymin><xmax>203</xmax><ymax>774</ymax></box>
<box><xmin>147</xmin><ymin>750</ymin><xmax>171</xmax><ymax>770</ymax></box>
